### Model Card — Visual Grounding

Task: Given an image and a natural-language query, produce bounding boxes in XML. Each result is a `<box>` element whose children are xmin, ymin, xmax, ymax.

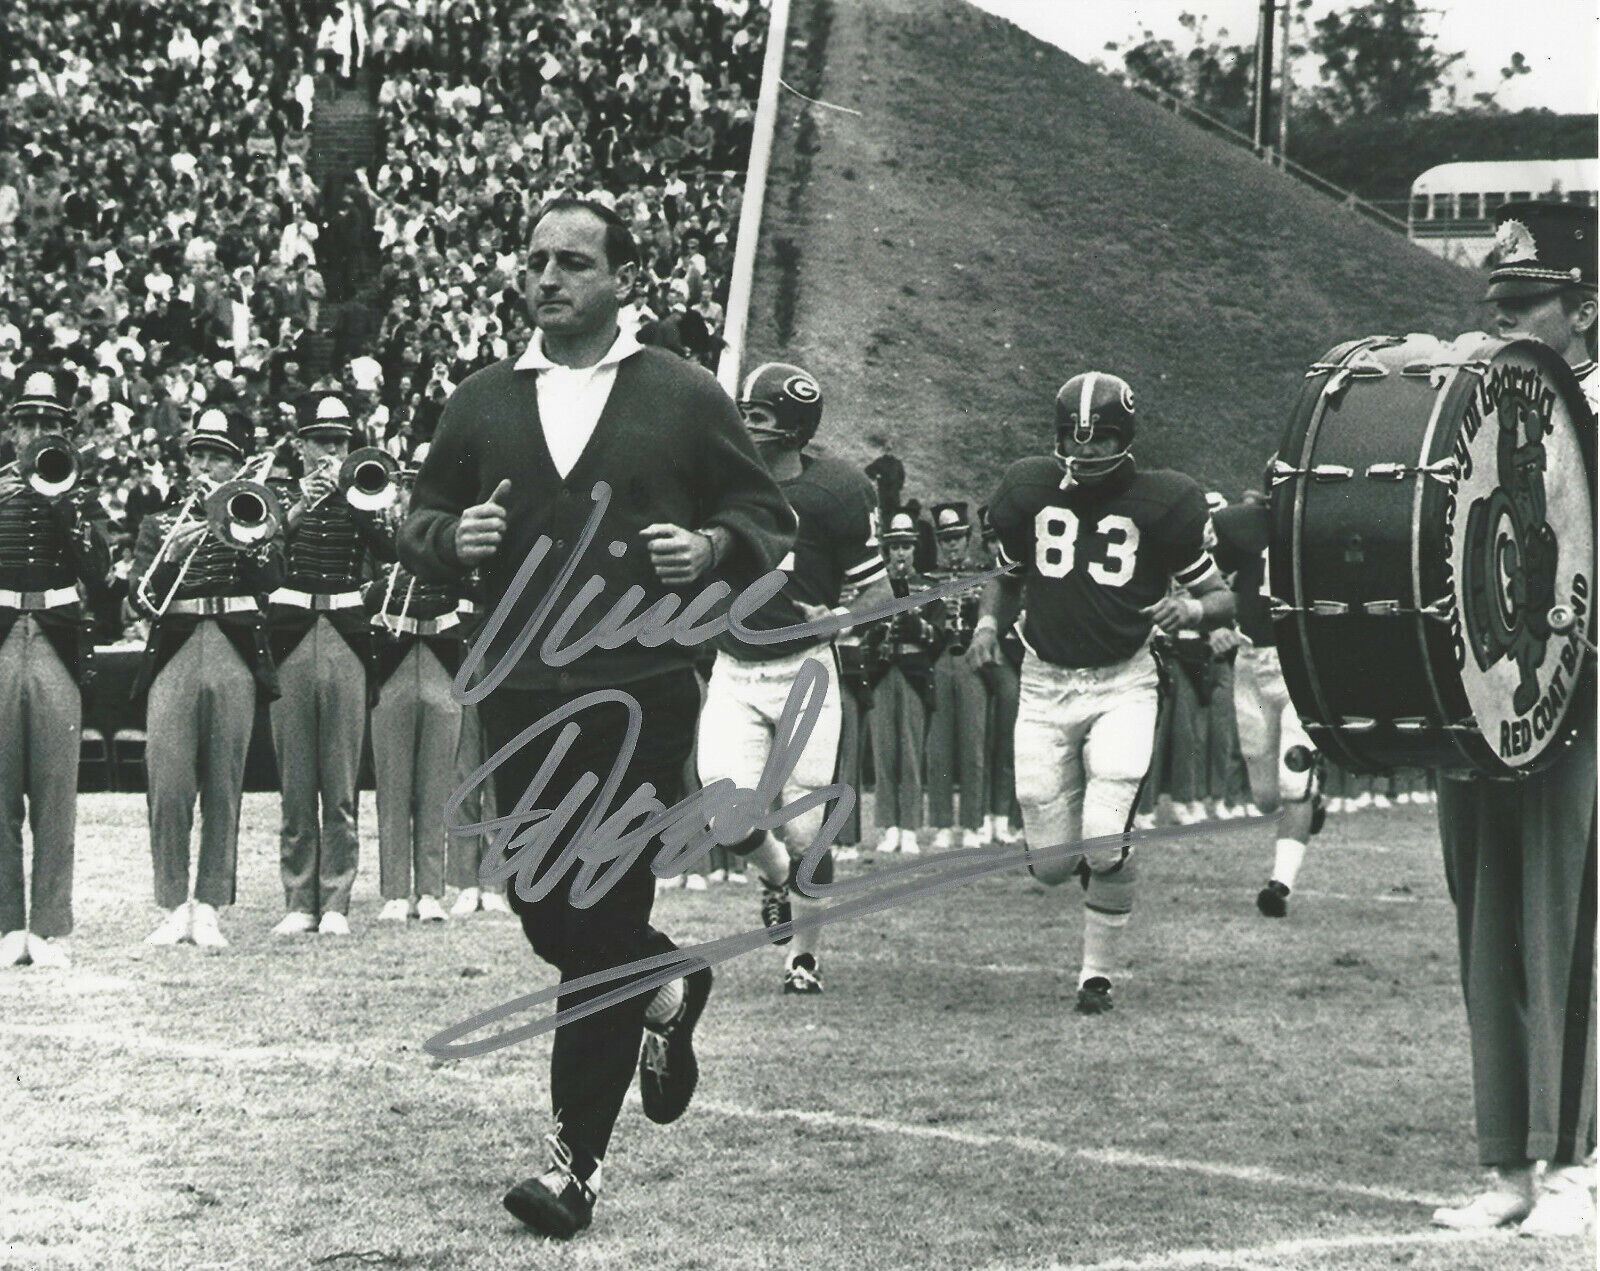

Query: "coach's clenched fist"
<box><xmin>455</xmin><ymin>479</ymin><xmax>512</xmax><ymax>564</ymax></box>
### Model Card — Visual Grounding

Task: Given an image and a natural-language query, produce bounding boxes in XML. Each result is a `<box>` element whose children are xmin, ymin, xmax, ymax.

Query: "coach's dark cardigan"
<box><xmin>400</xmin><ymin>343</ymin><xmax>796</xmax><ymax>693</ymax></box>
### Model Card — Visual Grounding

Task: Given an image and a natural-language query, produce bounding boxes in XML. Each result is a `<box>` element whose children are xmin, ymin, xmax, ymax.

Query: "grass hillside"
<box><xmin>744</xmin><ymin>0</ymin><xmax>1492</xmax><ymax>505</ymax></box>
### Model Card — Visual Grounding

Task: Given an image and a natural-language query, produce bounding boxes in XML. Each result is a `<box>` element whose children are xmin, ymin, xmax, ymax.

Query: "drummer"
<box><xmin>1430</xmin><ymin>200</ymin><xmax>1596</xmax><ymax>1237</ymax></box>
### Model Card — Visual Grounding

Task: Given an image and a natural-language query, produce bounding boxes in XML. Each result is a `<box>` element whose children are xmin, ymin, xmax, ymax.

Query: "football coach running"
<box><xmin>400</xmin><ymin>197</ymin><xmax>795</xmax><ymax>1240</ymax></box>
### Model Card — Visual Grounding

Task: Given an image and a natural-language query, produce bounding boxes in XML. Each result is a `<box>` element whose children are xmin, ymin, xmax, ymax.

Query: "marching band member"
<box><xmin>366</xmin><ymin>462</ymin><xmax>469</xmax><ymax>924</ymax></box>
<box><xmin>130</xmin><ymin>409</ymin><xmax>284</xmax><ymax>950</ymax></box>
<box><xmin>446</xmin><ymin>701</ymin><xmax>512</xmax><ymax>916</ymax></box>
<box><xmin>976</xmin><ymin>505</ymin><xmax>1022</xmax><ymax>845</ymax></box>
<box><xmin>0</xmin><ymin>367</ymin><xmax>110</xmax><ymax>969</ymax></box>
<box><xmin>863</xmin><ymin>511</ymin><xmax>946</xmax><ymax>857</ymax></box>
<box><xmin>924</xmin><ymin>502</ymin><xmax>988</xmax><ymax>849</ymax></box>
<box><xmin>266</xmin><ymin>393</ymin><xmax>395</xmax><ymax>936</ymax></box>
<box><xmin>1431</xmin><ymin>200</ymin><xmax>1597</xmax><ymax>1237</ymax></box>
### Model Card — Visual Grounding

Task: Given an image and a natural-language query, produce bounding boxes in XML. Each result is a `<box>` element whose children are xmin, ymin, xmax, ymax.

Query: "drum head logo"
<box><xmin>1449</xmin><ymin>347</ymin><xmax>1593</xmax><ymax>766</ymax></box>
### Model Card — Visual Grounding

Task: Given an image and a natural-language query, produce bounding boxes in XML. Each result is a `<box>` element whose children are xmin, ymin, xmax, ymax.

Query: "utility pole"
<box><xmin>1252</xmin><ymin>0</ymin><xmax>1276</xmax><ymax>154</ymax></box>
<box><xmin>1277</xmin><ymin>0</ymin><xmax>1291</xmax><ymax>163</ymax></box>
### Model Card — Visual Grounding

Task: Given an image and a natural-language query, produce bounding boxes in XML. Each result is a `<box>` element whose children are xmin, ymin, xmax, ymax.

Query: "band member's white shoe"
<box><xmin>415</xmin><ymin>895</ymin><xmax>448</xmax><ymax>922</ymax></box>
<box><xmin>25</xmin><ymin>935</ymin><xmax>70</xmax><ymax>969</ymax></box>
<box><xmin>876</xmin><ymin>827</ymin><xmax>901</xmax><ymax>855</ymax></box>
<box><xmin>145</xmin><ymin>904</ymin><xmax>192</xmax><ymax>946</ymax></box>
<box><xmin>0</xmin><ymin>930</ymin><xmax>30</xmax><ymax>966</ymax></box>
<box><xmin>189</xmin><ymin>903</ymin><xmax>229</xmax><ymax>949</ymax></box>
<box><xmin>450</xmin><ymin>887</ymin><xmax>481</xmax><ymax>916</ymax></box>
<box><xmin>378</xmin><ymin>899</ymin><xmax>412</xmax><ymax>922</ymax></box>
<box><xmin>318</xmin><ymin>912</ymin><xmax>351</xmax><ymax>936</ymax></box>
<box><xmin>480</xmin><ymin>892</ymin><xmax>512</xmax><ymax>913</ymax></box>
<box><xmin>273</xmin><ymin>912</ymin><xmax>318</xmax><ymax>936</ymax></box>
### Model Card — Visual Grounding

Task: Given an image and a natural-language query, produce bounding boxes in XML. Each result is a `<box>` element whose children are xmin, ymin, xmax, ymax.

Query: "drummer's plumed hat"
<box><xmin>1485</xmin><ymin>200</ymin><xmax>1598</xmax><ymax>301</ymax></box>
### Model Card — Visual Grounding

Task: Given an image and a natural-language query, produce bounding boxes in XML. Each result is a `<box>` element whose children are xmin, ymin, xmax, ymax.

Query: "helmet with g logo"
<box><xmin>738</xmin><ymin>362</ymin><xmax>824</xmax><ymax>448</ymax></box>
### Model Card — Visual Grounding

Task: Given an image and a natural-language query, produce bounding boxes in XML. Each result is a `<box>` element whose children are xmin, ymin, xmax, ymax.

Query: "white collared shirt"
<box><xmin>514</xmin><ymin>325</ymin><xmax>643</xmax><ymax>478</ymax></box>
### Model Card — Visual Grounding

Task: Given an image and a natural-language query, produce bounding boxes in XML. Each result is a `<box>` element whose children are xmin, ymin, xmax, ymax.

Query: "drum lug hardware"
<box><xmin>1338</xmin><ymin>716</ymin><xmax>1378</xmax><ymax>733</ymax></box>
<box><xmin>1392</xmin><ymin>717</ymin><xmax>1431</xmax><ymax>732</ymax></box>
<box><xmin>1420</xmin><ymin>596</ymin><xmax>1454</xmax><ymax>622</ymax></box>
<box><xmin>1261</xmin><ymin>459</ymin><xmax>1351</xmax><ymax>485</ymax></box>
<box><xmin>1363</xmin><ymin>458</ymin><xmax>1458</xmax><ymax>486</ymax></box>
<box><xmin>1363</xmin><ymin>599</ymin><xmax>1402</xmax><ymax>616</ymax></box>
<box><xmin>1420</xmin><ymin>458</ymin><xmax>1459</xmax><ymax>487</ymax></box>
<box><xmin>1268</xmin><ymin>599</ymin><xmax>1348</xmax><ymax>616</ymax></box>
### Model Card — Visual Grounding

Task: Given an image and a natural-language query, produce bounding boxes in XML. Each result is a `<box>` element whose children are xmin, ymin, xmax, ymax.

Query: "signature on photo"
<box><xmin>424</xmin><ymin>481</ymin><xmax>1271</xmax><ymax>1059</ymax></box>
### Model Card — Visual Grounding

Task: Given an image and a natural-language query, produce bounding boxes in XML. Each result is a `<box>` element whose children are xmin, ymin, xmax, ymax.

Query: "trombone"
<box><xmin>136</xmin><ymin>452</ymin><xmax>281</xmax><ymax>618</ymax></box>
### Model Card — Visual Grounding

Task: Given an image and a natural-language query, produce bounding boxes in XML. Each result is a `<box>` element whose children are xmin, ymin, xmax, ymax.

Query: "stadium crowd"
<box><xmin>0</xmin><ymin>0</ymin><xmax>765</xmax><ymax>643</ymax></box>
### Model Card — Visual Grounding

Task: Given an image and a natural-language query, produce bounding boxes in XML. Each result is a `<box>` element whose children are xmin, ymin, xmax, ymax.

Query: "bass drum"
<box><xmin>1268</xmin><ymin>332</ymin><xmax>1595</xmax><ymax>778</ymax></box>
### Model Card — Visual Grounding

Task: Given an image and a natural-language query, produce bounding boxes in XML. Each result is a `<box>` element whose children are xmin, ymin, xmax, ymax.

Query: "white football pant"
<box><xmin>698</xmin><ymin>647</ymin><xmax>843</xmax><ymax>856</ymax></box>
<box><xmin>1232</xmin><ymin>645</ymin><xmax>1314</xmax><ymax>810</ymax></box>
<box><xmin>1013</xmin><ymin>647</ymin><xmax>1157</xmax><ymax>912</ymax></box>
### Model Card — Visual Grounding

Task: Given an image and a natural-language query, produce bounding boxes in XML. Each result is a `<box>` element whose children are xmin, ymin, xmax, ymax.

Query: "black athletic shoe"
<box><xmin>503</xmin><ymin>1134</ymin><xmax>596</xmax><ymax>1239</ymax></box>
<box><xmin>1075</xmin><ymin>976</ymin><xmax>1114</xmax><ymax>1015</ymax></box>
<box><xmin>1256</xmin><ymin>880</ymin><xmax>1290</xmax><ymax>918</ymax></box>
<box><xmin>639</xmin><ymin>962</ymin><xmax>713</xmax><ymax>1124</ymax></box>
<box><xmin>783</xmin><ymin>952</ymin><xmax>823</xmax><ymax>995</ymax></box>
<box><xmin>760</xmin><ymin>881</ymin><xmax>793</xmax><ymax>945</ymax></box>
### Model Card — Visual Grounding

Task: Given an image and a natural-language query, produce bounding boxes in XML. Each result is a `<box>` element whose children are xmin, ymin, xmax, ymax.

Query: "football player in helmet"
<box><xmin>1208</xmin><ymin>486</ymin><xmax>1321</xmax><ymax>917</ymax></box>
<box><xmin>700</xmin><ymin>363</ymin><xmax>889</xmax><ymax>994</ymax></box>
<box><xmin>969</xmin><ymin>371</ymin><xmax>1234</xmax><ymax>1015</ymax></box>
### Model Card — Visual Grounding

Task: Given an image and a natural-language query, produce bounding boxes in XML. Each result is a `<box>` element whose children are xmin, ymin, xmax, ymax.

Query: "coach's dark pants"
<box><xmin>480</xmin><ymin>668</ymin><xmax>698</xmax><ymax>1169</ymax></box>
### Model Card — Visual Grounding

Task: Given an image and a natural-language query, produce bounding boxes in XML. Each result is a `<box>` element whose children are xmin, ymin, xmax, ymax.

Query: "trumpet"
<box><xmin>308</xmin><ymin>447</ymin><xmax>399</xmax><ymax>513</ymax></box>
<box><xmin>0</xmin><ymin>434</ymin><xmax>90</xmax><ymax>502</ymax></box>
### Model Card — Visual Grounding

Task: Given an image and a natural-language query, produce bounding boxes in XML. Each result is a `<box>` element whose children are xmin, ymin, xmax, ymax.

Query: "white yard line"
<box><xmin>693</xmin><ymin>1100</ymin><xmax>1451</xmax><ymax>1208</ymax></box>
<box><xmin>982</xmin><ymin>1227</ymin><xmax>1521</xmax><ymax>1270</ymax></box>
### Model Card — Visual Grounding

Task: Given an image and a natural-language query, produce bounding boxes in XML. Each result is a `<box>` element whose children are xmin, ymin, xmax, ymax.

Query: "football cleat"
<box><xmin>760</xmin><ymin>882</ymin><xmax>793</xmax><ymax>945</ymax></box>
<box><xmin>784</xmin><ymin>953</ymin><xmax>824</xmax><ymax>995</ymax></box>
<box><xmin>639</xmin><ymin>962</ymin><xmax>713</xmax><ymax>1124</ymax></box>
<box><xmin>1257</xmin><ymin>880</ymin><xmax>1290</xmax><ymax>918</ymax></box>
<box><xmin>1075</xmin><ymin>976</ymin><xmax>1114</xmax><ymax>1015</ymax></box>
<box><xmin>502</xmin><ymin>1129</ymin><xmax>597</xmax><ymax>1239</ymax></box>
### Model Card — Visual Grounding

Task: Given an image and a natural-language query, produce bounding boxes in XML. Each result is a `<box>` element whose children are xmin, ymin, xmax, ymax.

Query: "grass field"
<box><xmin>2</xmin><ymin>791</ymin><xmax>1592</xmax><ymax>1270</ymax></box>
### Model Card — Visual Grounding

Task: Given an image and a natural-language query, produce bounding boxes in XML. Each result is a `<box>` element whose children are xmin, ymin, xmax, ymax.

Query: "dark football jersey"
<box><xmin>1209</xmin><ymin>503</ymin><xmax>1273</xmax><ymax>647</ymax></box>
<box><xmin>720</xmin><ymin>452</ymin><xmax>886</xmax><ymax>661</ymax></box>
<box><xmin>988</xmin><ymin>458</ymin><xmax>1216</xmax><ymax>667</ymax></box>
